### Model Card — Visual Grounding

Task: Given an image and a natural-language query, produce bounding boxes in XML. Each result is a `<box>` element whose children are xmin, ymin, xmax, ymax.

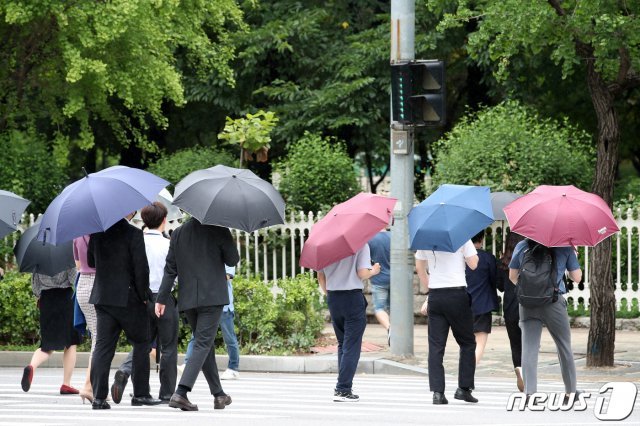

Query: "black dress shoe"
<box><xmin>92</xmin><ymin>399</ymin><xmax>111</xmax><ymax>410</ymax></box>
<box><xmin>454</xmin><ymin>388</ymin><xmax>478</xmax><ymax>403</ymax></box>
<box><xmin>159</xmin><ymin>395</ymin><xmax>172</xmax><ymax>404</ymax></box>
<box><xmin>169</xmin><ymin>394</ymin><xmax>198</xmax><ymax>411</ymax></box>
<box><xmin>433</xmin><ymin>392</ymin><xmax>448</xmax><ymax>405</ymax></box>
<box><xmin>110</xmin><ymin>370</ymin><xmax>129</xmax><ymax>404</ymax></box>
<box><xmin>214</xmin><ymin>394</ymin><xmax>232</xmax><ymax>409</ymax></box>
<box><xmin>131</xmin><ymin>396</ymin><xmax>162</xmax><ymax>406</ymax></box>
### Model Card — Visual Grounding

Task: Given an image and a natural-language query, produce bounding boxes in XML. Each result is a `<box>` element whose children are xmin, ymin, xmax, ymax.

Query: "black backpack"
<box><xmin>516</xmin><ymin>240</ymin><xmax>558</xmax><ymax>307</ymax></box>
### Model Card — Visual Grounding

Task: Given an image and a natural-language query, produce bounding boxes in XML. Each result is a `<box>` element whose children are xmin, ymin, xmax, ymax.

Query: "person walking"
<box><xmin>465</xmin><ymin>231</ymin><xmax>498</xmax><ymax>366</ymax></box>
<box><xmin>179</xmin><ymin>265</ymin><xmax>240</xmax><ymax>380</ymax></box>
<box><xmin>367</xmin><ymin>231</ymin><xmax>391</xmax><ymax>345</ymax></box>
<box><xmin>508</xmin><ymin>239</ymin><xmax>582</xmax><ymax>399</ymax></box>
<box><xmin>155</xmin><ymin>218</ymin><xmax>239</xmax><ymax>412</ymax></box>
<box><xmin>317</xmin><ymin>244</ymin><xmax>380</xmax><ymax>402</ymax></box>
<box><xmin>21</xmin><ymin>268</ymin><xmax>81</xmax><ymax>396</ymax></box>
<box><xmin>416</xmin><ymin>240</ymin><xmax>479</xmax><ymax>405</ymax></box>
<box><xmin>110</xmin><ymin>202</ymin><xmax>178</xmax><ymax>404</ymax></box>
<box><xmin>496</xmin><ymin>230</ymin><xmax>526</xmax><ymax>392</ymax></box>
<box><xmin>87</xmin><ymin>212</ymin><xmax>160</xmax><ymax>409</ymax></box>
<box><xmin>73</xmin><ymin>235</ymin><xmax>98</xmax><ymax>403</ymax></box>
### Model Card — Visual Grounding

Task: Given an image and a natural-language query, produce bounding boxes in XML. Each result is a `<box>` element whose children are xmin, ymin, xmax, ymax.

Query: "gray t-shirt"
<box><xmin>322</xmin><ymin>244</ymin><xmax>372</xmax><ymax>291</ymax></box>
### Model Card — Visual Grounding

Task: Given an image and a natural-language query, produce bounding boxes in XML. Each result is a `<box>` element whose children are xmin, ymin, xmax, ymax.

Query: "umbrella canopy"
<box><xmin>172</xmin><ymin>165</ymin><xmax>285</xmax><ymax>232</ymax></box>
<box><xmin>134</xmin><ymin>188</ymin><xmax>183</xmax><ymax>223</ymax></box>
<box><xmin>15</xmin><ymin>218</ymin><xmax>75</xmax><ymax>276</ymax></box>
<box><xmin>408</xmin><ymin>184</ymin><xmax>494</xmax><ymax>252</ymax></box>
<box><xmin>37</xmin><ymin>166</ymin><xmax>169</xmax><ymax>245</ymax></box>
<box><xmin>299</xmin><ymin>192</ymin><xmax>397</xmax><ymax>271</ymax></box>
<box><xmin>490</xmin><ymin>191</ymin><xmax>522</xmax><ymax>221</ymax></box>
<box><xmin>0</xmin><ymin>190</ymin><xmax>30</xmax><ymax>239</ymax></box>
<box><xmin>503</xmin><ymin>185</ymin><xmax>619</xmax><ymax>247</ymax></box>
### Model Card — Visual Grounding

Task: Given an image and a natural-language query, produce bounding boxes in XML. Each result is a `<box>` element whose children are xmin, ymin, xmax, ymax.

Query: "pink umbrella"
<box><xmin>503</xmin><ymin>185</ymin><xmax>619</xmax><ymax>247</ymax></box>
<box><xmin>299</xmin><ymin>193</ymin><xmax>397</xmax><ymax>271</ymax></box>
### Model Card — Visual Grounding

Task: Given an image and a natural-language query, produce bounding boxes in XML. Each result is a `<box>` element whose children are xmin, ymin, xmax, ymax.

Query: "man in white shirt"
<box><xmin>416</xmin><ymin>240</ymin><xmax>479</xmax><ymax>405</ymax></box>
<box><xmin>110</xmin><ymin>202</ymin><xmax>178</xmax><ymax>404</ymax></box>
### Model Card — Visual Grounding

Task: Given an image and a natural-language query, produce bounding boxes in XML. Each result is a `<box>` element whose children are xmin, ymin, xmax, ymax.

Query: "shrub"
<box><xmin>432</xmin><ymin>100</ymin><xmax>595</xmax><ymax>194</ymax></box>
<box><xmin>0</xmin><ymin>271</ymin><xmax>39</xmax><ymax>345</ymax></box>
<box><xmin>146</xmin><ymin>146</ymin><xmax>236</xmax><ymax>189</ymax></box>
<box><xmin>233</xmin><ymin>273</ymin><xmax>326</xmax><ymax>354</ymax></box>
<box><xmin>275</xmin><ymin>132</ymin><xmax>359</xmax><ymax>213</ymax></box>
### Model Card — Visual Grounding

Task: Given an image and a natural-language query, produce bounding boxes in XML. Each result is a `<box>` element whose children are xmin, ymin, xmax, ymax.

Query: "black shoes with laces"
<box><xmin>333</xmin><ymin>390</ymin><xmax>360</xmax><ymax>402</ymax></box>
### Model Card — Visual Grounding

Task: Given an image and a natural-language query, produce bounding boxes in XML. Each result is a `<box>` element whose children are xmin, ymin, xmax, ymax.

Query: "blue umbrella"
<box><xmin>408</xmin><ymin>184</ymin><xmax>494</xmax><ymax>252</ymax></box>
<box><xmin>37</xmin><ymin>166</ymin><xmax>169</xmax><ymax>245</ymax></box>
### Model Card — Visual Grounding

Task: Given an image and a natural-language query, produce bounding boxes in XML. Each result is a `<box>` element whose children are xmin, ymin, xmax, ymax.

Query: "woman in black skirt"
<box><xmin>21</xmin><ymin>267</ymin><xmax>81</xmax><ymax>395</ymax></box>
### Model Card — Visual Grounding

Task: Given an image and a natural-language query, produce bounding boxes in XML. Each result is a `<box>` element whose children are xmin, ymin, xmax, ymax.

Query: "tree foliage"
<box><xmin>274</xmin><ymin>132</ymin><xmax>359</xmax><ymax>213</ymax></box>
<box><xmin>0</xmin><ymin>131</ymin><xmax>67</xmax><ymax>212</ymax></box>
<box><xmin>432</xmin><ymin>101</ymin><xmax>595</xmax><ymax>193</ymax></box>
<box><xmin>0</xmin><ymin>0</ymin><xmax>244</xmax><ymax>160</ymax></box>
<box><xmin>146</xmin><ymin>146</ymin><xmax>236</xmax><ymax>189</ymax></box>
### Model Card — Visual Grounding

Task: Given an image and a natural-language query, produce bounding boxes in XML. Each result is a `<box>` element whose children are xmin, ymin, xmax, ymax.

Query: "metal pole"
<box><xmin>389</xmin><ymin>0</ymin><xmax>415</xmax><ymax>356</ymax></box>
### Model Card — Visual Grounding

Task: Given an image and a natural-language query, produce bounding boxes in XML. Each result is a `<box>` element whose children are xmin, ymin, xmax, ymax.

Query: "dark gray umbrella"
<box><xmin>173</xmin><ymin>165</ymin><xmax>285</xmax><ymax>232</ymax></box>
<box><xmin>14</xmin><ymin>218</ymin><xmax>75</xmax><ymax>276</ymax></box>
<box><xmin>490</xmin><ymin>191</ymin><xmax>522</xmax><ymax>221</ymax></box>
<box><xmin>0</xmin><ymin>190</ymin><xmax>30</xmax><ymax>239</ymax></box>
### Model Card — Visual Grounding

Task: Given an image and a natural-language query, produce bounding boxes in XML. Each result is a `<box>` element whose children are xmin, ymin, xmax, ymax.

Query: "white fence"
<box><xmin>3</xmin><ymin>210</ymin><xmax>639</xmax><ymax>311</ymax></box>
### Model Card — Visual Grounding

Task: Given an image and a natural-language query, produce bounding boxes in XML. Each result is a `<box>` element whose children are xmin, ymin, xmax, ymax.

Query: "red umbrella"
<box><xmin>299</xmin><ymin>193</ymin><xmax>397</xmax><ymax>271</ymax></box>
<box><xmin>503</xmin><ymin>185</ymin><xmax>619</xmax><ymax>247</ymax></box>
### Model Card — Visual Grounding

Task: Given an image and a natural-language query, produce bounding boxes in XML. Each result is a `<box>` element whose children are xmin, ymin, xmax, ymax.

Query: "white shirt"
<box><xmin>144</xmin><ymin>230</ymin><xmax>170</xmax><ymax>293</ymax></box>
<box><xmin>322</xmin><ymin>244</ymin><xmax>372</xmax><ymax>291</ymax></box>
<box><xmin>415</xmin><ymin>240</ymin><xmax>477</xmax><ymax>289</ymax></box>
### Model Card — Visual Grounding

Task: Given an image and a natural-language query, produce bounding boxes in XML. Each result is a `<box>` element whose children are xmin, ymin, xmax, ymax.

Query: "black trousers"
<box><xmin>119</xmin><ymin>294</ymin><xmax>178</xmax><ymax>399</ymax></box>
<box><xmin>427</xmin><ymin>287</ymin><xmax>476</xmax><ymax>392</ymax></box>
<box><xmin>91</xmin><ymin>294</ymin><xmax>151</xmax><ymax>400</ymax></box>
<box><xmin>504</xmin><ymin>317</ymin><xmax>522</xmax><ymax>368</ymax></box>
<box><xmin>179</xmin><ymin>306</ymin><xmax>223</xmax><ymax>395</ymax></box>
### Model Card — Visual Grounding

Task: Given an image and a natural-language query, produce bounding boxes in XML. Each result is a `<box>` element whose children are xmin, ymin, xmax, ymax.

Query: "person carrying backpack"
<box><xmin>508</xmin><ymin>238</ymin><xmax>582</xmax><ymax>398</ymax></box>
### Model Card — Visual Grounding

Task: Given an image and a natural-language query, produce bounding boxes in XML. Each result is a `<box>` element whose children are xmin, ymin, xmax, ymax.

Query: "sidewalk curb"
<box><xmin>0</xmin><ymin>351</ymin><xmax>429</xmax><ymax>376</ymax></box>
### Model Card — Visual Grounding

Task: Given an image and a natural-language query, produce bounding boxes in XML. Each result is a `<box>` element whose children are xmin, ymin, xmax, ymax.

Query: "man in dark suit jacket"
<box><xmin>88</xmin><ymin>213</ymin><xmax>161</xmax><ymax>409</ymax></box>
<box><xmin>155</xmin><ymin>218</ymin><xmax>239</xmax><ymax>412</ymax></box>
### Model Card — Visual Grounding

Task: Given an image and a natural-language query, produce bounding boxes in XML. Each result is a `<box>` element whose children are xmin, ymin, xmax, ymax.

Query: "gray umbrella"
<box><xmin>0</xmin><ymin>190</ymin><xmax>30</xmax><ymax>239</ymax></box>
<box><xmin>14</xmin><ymin>218</ymin><xmax>74</xmax><ymax>276</ymax></box>
<box><xmin>173</xmin><ymin>165</ymin><xmax>285</xmax><ymax>232</ymax></box>
<box><xmin>490</xmin><ymin>191</ymin><xmax>522</xmax><ymax>221</ymax></box>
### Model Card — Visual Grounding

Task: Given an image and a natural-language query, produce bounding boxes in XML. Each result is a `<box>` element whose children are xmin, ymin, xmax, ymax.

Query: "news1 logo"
<box><xmin>506</xmin><ymin>382</ymin><xmax>638</xmax><ymax>421</ymax></box>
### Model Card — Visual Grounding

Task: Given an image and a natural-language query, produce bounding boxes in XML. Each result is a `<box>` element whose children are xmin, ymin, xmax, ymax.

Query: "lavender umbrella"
<box><xmin>37</xmin><ymin>166</ymin><xmax>169</xmax><ymax>245</ymax></box>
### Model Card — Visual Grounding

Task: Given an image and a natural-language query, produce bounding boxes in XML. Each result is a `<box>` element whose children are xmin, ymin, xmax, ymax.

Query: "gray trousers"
<box><xmin>519</xmin><ymin>297</ymin><xmax>577</xmax><ymax>394</ymax></box>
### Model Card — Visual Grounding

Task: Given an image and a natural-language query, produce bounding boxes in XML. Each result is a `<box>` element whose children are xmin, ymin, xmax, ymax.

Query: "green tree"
<box><xmin>0</xmin><ymin>0</ymin><xmax>244</xmax><ymax>167</ymax></box>
<box><xmin>274</xmin><ymin>132</ymin><xmax>359</xmax><ymax>213</ymax></box>
<box><xmin>0</xmin><ymin>130</ymin><xmax>67</xmax><ymax>213</ymax></box>
<box><xmin>430</xmin><ymin>0</ymin><xmax>640</xmax><ymax>366</ymax></box>
<box><xmin>218</xmin><ymin>110</ymin><xmax>279</xmax><ymax>167</ymax></box>
<box><xmin>432</xmin><ymin>101</ymin><xmax>595</xmax><ymax>192</ymax></box>
<box><xmin>146</xmin><ymin>146</ymin><xmax>236</xmax><ymax>189</ymax></box>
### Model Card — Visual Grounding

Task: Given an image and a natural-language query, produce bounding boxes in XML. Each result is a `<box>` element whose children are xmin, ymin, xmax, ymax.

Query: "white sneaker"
<box><xmin>220</xmin><ymin>369</ymin><xmax>240</xmax><ymax>380</ymax></box>
<box><xmin>177</xmin><ymin>364</ymin><xmax>185</xmax><ymax>376</ymax></box>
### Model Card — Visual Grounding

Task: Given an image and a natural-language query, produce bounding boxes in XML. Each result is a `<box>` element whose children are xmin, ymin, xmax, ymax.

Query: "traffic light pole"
<box><xmin>389</xmin><ymin>0</ymin><xmax>415</xmax><ymax>357</ymax></box>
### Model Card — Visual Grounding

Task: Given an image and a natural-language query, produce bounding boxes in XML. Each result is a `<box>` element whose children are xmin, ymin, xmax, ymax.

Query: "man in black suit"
<box><xmin>155</xmin><ymin>218</ymin><xmax>239</xmax><ymax>412</ymax></box>
<box><xmin>88</xmin><ymin>212</ymin><xmax>161</xmax><ymax>409</ymax></box>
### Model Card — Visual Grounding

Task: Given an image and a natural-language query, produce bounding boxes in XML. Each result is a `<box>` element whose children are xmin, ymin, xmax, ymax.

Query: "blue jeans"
<box><xmin>326</xmin><ymin>289</ymin><xmax>367</xmax><ymax>392</ymax></box>
<box><xmin>185</xmin><ymin>309</ymin><xmax>239</xmax><ymax>371</ymax></box>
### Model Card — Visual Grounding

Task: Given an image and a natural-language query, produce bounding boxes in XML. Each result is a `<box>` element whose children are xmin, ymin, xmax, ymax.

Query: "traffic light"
<box><xmin>391</xmin><ymin>60</ymin><xmax>446</xmax><ymax>127</ymax></box>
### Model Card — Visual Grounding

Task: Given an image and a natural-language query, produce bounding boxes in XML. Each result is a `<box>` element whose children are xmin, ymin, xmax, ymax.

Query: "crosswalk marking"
<box><xmin>0</xmin><ymin>369</ymin><xmax>638</xmax><ymax>425</ymax></box>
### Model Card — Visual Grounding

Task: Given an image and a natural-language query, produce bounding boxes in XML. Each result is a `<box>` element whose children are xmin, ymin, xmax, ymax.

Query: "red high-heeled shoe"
<box><xmin>60</xmin><ymin>384</ymin><xmax>80</xmax><ymax>395</ymax></box>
